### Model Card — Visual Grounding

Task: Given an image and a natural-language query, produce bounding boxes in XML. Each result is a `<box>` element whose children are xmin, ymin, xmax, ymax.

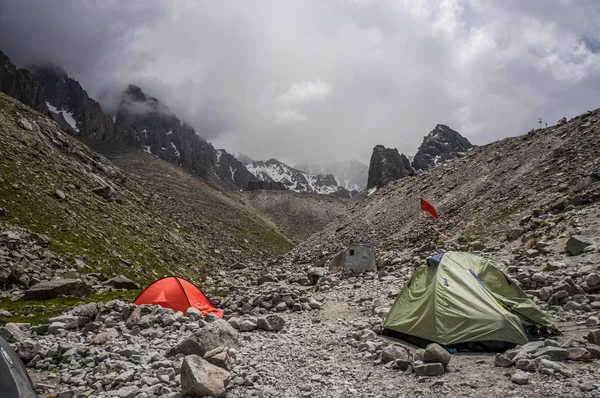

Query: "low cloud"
<box><xmin>1</xmin><ymin>0</ymin><xmax>599</xmax><ymax>164</ymax></box>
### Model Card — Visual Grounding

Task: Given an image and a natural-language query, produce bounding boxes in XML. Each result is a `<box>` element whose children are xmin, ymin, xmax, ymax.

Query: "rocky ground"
<box><xmin>4</xmin><ymin>242</ymin><xmax>598</xmax><ymax>397</ymax></box>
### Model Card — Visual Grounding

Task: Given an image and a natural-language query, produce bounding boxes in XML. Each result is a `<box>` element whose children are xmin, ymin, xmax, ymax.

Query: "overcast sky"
<box><xmin>1</xmin><ymin>0</ymin><xmax>599</xmax><ymax>165</ymax></box>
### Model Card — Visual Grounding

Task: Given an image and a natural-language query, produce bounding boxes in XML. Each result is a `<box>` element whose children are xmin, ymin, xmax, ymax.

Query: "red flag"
<box><xmin>420</xmin><ymin>198</ymin><xmax>439</xmax><ymax>219</ymax></box>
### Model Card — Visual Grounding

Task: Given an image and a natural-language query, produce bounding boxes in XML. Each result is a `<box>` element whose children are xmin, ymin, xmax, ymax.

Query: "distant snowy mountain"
<box><xmin>246</xmin><ymin>159</ymin><xmax>351</xmax><ymax>198</ymax></box>
<box><xmin>295</xmin><ymin>160</ymin><xmax>368</xmax><ymax>192</ymax></box>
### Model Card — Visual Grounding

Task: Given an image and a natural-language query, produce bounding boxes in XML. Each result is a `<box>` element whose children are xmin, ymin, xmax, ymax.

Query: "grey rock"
<box><xmin>256</xmin><ymin>315</ymin><xmax>285</xmax><ymax>331</ymax></box>
<box><xmin>167</xmin><ymin>337</ymin><xmax>205</xmax><ymax>357</ymax></box>
<box><xmin>238</xmin><ymin>320</ymin><xmax>257</xmax><ymax>332</ymax></box>
<box><xmin>181</xmin><ymin>355</ymin><xmax>229</xmax><ymax>397</ymax></box>
<box><xmin>423</xmin><ymin>343</ymin><xmax>451</xmax><ymax>369</ymax></box>
<box><xmin>511</xmin><ymin>370</ymin><xmax>529</xmax><ymax>385</ymax></box>
<box><xmin>567</xmin><ymin>347</ymin><xmax>591</xmax><ymax>361</ymax></box>
<box><xmin>204</xmin><ymin>346</ymin><xmax>229</xmax><ymax>370</ymax></box>
<box><xmin>413</xmin><ymin>363</ymin><xmax>444</xmax><ymax>376</ymax></box>
<box><xmin>585</xmin><ymin>329</ymin><xmax>600</xmax><ymax>345</ymax></box>
<box><xmin>23</xmin><ymin>278</ymin><xmax>91</xmax><ymax>300</ymax></box>
<box><xmin>193</xmin><ymin>319</ymin><xmax>240</xmax><ymax>355</ymax></box>
<box><xmin>532</xmin><ymin>346</ymin><xmax>569</xmax><ymax>361</ymax></box>
<box><xmin>381</xmin><ymin>344</ymin><xmax>409</xmax><ymax>364</ymax></box>
<box><xmin>105</xmin><ymin>275</ymin><xmax>140</xmax><ymax>290</ymax></box>
<box><xmin>494</xmin><ymin>354</ymin><xmax>514</xmax><ymax>368</ymax></box>
<box><xmin>565</xmin><ymin>235</ymin><xmax>595</xmax><ymax>255</ymax></box>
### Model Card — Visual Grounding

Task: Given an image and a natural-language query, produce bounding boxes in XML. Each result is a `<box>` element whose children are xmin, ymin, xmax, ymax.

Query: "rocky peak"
<box><xmin>32</xmin><ymin>64</ymin><xmax>114</xmax><ymax>139</ymax></box>
<box><xmin>367</xmin><ymin>145</ymin><xmax>414</xmax><ymax>189</ymax></box>
<box><xmin>0</xmin><ymin>50</ymin><xmax>48</xmax><ymax>113</ymax></box>
<box><xmin>412</xmin><ymin>124</ymin><xmax>472</xmax><ymax>170</ymax></box>
<box><xmin>114</xmin><ymin>85</ymin><xmax>256</xmax><ymax>190</ymax></box>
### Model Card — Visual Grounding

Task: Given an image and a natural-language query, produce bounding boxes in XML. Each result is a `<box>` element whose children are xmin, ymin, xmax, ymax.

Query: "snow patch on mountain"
<box><xmin>246</xmin><ymin>159</ymin><xmax>350</xmax><ymax>197</ymax></box>
<box><xmin>46</xmin><ymin>101</ymin><xmax>79</xmax><ymax>132</ymax></box>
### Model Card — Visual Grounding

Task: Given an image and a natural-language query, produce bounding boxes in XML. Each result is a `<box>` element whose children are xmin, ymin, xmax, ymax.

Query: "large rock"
<box><xmin>565</xmin><ymin>235</ymin><xmax>595</xmax><ymax>255</ymax></box>
<box><xmin>413</xmin><ymin>363</ymin><xmax>444</xmax><ymax>376</ymax></box>
<box><xmin>423</xmin><ymin>343</ymin><xmax>451</xmax><ymax>369</ymax></box>
<box><xmin>167</xmin><ymin>337</ymin><xmax>205</xmax><ymax>358</ymax></box>
<box><xmin>181</xmin><ymin>355</ymin><xmax>230</xmax><ymax>397</ymax></box>
<box><xmin>193</xmin><ymin>319</ymin><xmax>240</xmax><ymax>355</ymax></box>
<box><xmin>204</xmin><ymin>346</ymin><xmax>229</xmax><ymax>370</ymax></box>
<box><xmin>104</xmin><ymin>275</ymin><xmax>140</xmax><ymax>290</ymax></box>
<box><xmin>23</xmin><ymin>279</ymin><xmax>91</xmax><ymax>300</ymax></box>
<box><xmin>381</xmin><ymin>344</ymin><xmax>409</xmax><ymax>364</ymax></box>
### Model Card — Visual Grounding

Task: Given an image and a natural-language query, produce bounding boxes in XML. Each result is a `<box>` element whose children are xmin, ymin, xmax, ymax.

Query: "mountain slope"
<box><xmin>246</xmin><ymin>158</ymin><xmax>351</xmax><ymax>198</ymax></box>
<box><xmin>291</xmin><ymin>110</ymin><xmax>600</xmax><ymax>265</ymax></box>
<box><xmin>0</xmin><ymin>92</ymin><xmax>293</xmax><ymax>294</ymax></box>
<box><xmin>233</xmin><ymin>190</ymin><xmax>351</xmax><ymax>242</ymax></box>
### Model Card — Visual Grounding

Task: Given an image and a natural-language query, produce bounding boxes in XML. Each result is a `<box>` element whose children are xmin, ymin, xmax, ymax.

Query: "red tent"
<box><xmin>134</xmin><ymin>276</ymin><xmax>223</xmax><ymax>317</ymax></box>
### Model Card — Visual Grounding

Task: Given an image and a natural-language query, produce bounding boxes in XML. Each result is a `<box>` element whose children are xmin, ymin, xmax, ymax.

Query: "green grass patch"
<box><xmin>0</xmin><ymin>290</ymin><xmax>140</xmax><ymax>326</ymax></box>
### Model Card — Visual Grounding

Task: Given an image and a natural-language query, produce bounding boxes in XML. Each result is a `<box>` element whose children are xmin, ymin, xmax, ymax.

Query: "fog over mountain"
<box><xmin>1</xmin><ymin>0</ymin><xmax>599</xmax><ymax>165</ymax></box>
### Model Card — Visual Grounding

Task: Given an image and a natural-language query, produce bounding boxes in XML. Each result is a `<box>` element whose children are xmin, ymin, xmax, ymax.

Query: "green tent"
<box><xmin>383</xmin><ymin>252</ymin><xmax>558</xmax><ymax>350</ymax></box>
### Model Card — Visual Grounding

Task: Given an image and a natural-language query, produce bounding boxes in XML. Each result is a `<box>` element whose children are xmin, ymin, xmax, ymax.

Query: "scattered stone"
<box><xmin>565</xmin><ymin>235</ymin><xmax>595</xmax><ymax>255</ymax></box>
<box><xmin>511</xmin><ymin>370</ymin><xmax>529</xmax><ymax>385</ymax></box>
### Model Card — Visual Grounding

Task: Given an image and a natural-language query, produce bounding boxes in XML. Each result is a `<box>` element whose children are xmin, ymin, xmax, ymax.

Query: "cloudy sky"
<box><xmin>1</xmin><ymin>0</ymin><xmax>599</xmax><ymax>165</ymax></box>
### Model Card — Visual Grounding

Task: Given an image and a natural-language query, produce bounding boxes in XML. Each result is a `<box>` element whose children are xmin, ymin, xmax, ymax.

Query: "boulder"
<box><xmin>567</xmin><ymin>347</ymin><xmax>591</xmax><ymax>361</ymax></box>
<box><xmin>23</xmin><ymin>279</ymin><xmax>91</xmax><ymax>300</ymax></box>
<box><xmin>256</xmin><ymin>315</ymin><xmax>285</xmax><ymax>331</ymax></box>
<box><xmin>204</xmin><ymin>346</ymin><xmax>229</xmax><ymax>370</ymax></box>
<box><xmin>193</xmin><ymin>319</ymin><xmax>240</xmax><ymax>355</ymax></box>
<box><xmin>381</xmin><ymin>345</ymin><xmax>409</xmax><ymax>364</ymax></box>
<box><xmin>104</xmin><ymin>275</ymin><xmax>140</xmax><ymax>290</ymax></box>
<box><xmin>167</xmin><ymin>337</ymin><xmax>205</xmax><ymax>357</ymax></box>
<box><xmin>423</xmin><ymin>343</ymin><xmax>451</xmax><ymax>368</ymax></box>
<box><xmin>413</xmin><ymin>363</ymin><xmax>444</xmax><ymax>376</ymax></box>
<box><xmin>181</xmin><ymin>355</ymin><xmax>229</xmax><ymax>397</ymax></box>
<box><xmin>565</xmin><ymin>235</ymin><xmax>595</xmax><ymax>255</ymax></box>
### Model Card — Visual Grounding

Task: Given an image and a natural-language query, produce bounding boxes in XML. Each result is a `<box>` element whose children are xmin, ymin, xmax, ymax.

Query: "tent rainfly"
<box><xmin>328</xmin><ymin>245</ymin><xmax>377</xmax><ymax>274</ymax></box>
<box><xmin>134</xmin><ymin>276</ymin><xmax>223</xmax><ymax>317</ymax></box>
<box><xmin>383</xmin><ymin>252</ymin><xmax>559</xmax><ymax>351</ymax></box>
<box><xmin>0</xmin><ymin>336</ymin><xmax>37</xmax><ymax>397</ymax></box>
